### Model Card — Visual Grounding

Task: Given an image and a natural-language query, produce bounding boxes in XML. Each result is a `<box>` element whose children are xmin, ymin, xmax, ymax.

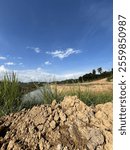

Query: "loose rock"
<box><xmin>0</xmin><ymin>96</ymin><xmax>112</xmax><ymax>150</ymax></box>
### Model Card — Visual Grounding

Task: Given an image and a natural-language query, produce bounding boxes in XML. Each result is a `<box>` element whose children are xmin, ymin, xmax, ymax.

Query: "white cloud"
<box><xmin>0</xmin><ymin>66</ymin><xmax>84</xmax><ymax>82</ymax></box>
<box><xmin>44</xmin><ymin>61</ymin><xmax>52</xmax><ymax>65</ymax></box>
<box><xmin>0</xmin><ymin>65</ymin><xmax>7</xmax><ymax>72</ymax></box>
<box><xmin>0</xmin><ymin>65</ymin><xmax>8</xmax><ymax>80</ymax></box>
<box><xmin>5</xmin><ymin>62</ymin><xmax>15</xmax><ymax>66</ymax></box>
<box><xmin>27</xmin><ymin>46</ymin><xmax>41</xmax><ymax>53</ymax></box>
<box><xmin>46</xmin><ymin>48</ymin><xmax>81</xmax><ymax>59</ymax></box>
<box><xmin>15</xmin><ymin>70</ymin><xmax>84</xmax><ymax>82</ymax></box>
<box><xmin>0</xmin><ymin>56</ymin><xmax>6</xmax><ymax>60</ymax></box>
<box><xmin>34</xmin><ymin>47</ymin><xmax>41</xmax><ymax>53</ymax></box>
<box><xmin>36</xmin><ymin>67</ymin><xmax>42</xmax><ymax>71</ymax></box>
<box><xmin>14</xmin><ymin>69</ymin><xmax>54</xmax><ymax>82</ymax></box>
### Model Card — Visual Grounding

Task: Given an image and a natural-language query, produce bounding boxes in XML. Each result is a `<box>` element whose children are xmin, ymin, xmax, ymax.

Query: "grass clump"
<box><xmin>59</xmin><ymin>86</ymin><xmax>112</xmax><ymax>106</ymax></box>
<box><xmin>79</xmin><ymin>90</ymin><xmax>112</xmax><ymax>106</ymax></box>
<box><xmin>0</xmin><ymin>73</ymin><xmax>22</xmax><ymax>116</ymax></box>
<box><xmin>41</xmin><ymin>83</ymin><xmax>65</xmax><ymax>104</ymax></box>
<box><xmin>32</xmin><ymin>83</ymin><xmax>113</xmax><ymax>106</ymax></box>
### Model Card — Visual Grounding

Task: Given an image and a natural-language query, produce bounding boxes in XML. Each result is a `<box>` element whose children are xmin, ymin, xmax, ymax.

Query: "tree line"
<box><xmin>56</xmin><ymin>67</ymin><xmax>113</xmax><ymax>84</ymax></box>
<box><xmin>79</xmin><ymin>67</ymin><xmax>113</xmax><ymax>82</ymax></box>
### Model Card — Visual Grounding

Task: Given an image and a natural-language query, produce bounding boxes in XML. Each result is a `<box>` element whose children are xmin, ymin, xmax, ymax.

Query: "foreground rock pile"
<box><xmin>0</xmin><ymin>96</ymin><xmax>112</xmax><ymax>150</ymax></box>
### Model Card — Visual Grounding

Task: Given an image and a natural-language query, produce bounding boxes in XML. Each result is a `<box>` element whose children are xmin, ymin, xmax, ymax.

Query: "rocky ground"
<box><xmin>0</xmin><ymin>96</ymin><xmax>112</xmax><ymax>150</ymax></box>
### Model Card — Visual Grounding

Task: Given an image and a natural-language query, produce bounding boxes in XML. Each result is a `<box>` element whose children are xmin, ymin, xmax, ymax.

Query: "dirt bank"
<box><xmin>0</xmin><ymin>96</ymin><xmax>112</xmax><ymax>150</ymax></box>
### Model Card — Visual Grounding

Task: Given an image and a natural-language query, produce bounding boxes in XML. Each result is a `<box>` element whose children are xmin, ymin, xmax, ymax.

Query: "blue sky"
<box><xmin>0</xmin><ymin>0</ymin><xmax>112</xmax><ymax>82</ymax></box>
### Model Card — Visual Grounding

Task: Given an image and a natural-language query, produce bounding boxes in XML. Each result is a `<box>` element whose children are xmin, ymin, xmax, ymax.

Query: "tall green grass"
<box><xmin>21</xmin><ymin>83</ymin><xmax>112</xmax><ymax>109</ymax></box>
<box><xmin>0</xmin><ymin>73</ymin><xmax>113</xmax><ymax>117</ymax></box>
<box><xmin>0</xmin><ymin>73</ymin><xmax>22</xmax><ymax>116</ymax></box>
<box><xmin>20</xmin><ymin>83</ymin><xmax>65</xmax><ymax>109</ymax></box>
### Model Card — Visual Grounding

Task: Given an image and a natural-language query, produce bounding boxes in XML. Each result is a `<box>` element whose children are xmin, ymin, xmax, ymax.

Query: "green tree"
<box><xmin>92</xmin><ymin>69</ymin><xmax>96</xmax><ymax>75</ymax></box>
<box><xmin>97</xmin><ymin>67</ymin><xmax>102</xmax><ymax>74</ymax></box>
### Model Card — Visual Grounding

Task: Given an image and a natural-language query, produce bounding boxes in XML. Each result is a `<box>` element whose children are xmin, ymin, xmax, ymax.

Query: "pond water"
<box><xmin>22</xmin><ymin>88</ymin><xmax>44</xmax><ymax>102</ymax></box>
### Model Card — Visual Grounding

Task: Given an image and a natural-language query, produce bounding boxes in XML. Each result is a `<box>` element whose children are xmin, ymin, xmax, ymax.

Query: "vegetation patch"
<box><xmin>0</xmin><ymin>72</ymin><xmax>113</xmax><ymax>117</ymax></box>
<box><xmin>0</xmin><ymin>73</ymin><xmax>22</xmax><ymax>116</ymax></box>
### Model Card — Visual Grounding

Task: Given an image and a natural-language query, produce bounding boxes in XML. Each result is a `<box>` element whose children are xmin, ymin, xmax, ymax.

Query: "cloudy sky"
<box><xmin>0</xmin><ymin>0</ymin><xmax>112</xmax><ymax>82</ymax></box>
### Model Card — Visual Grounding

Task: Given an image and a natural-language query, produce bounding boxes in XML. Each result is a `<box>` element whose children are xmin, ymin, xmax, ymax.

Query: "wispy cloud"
<box><xmin>5</xmin><ymin>62</ymin><xmax>15</xmax><ymax>66</ymax></box>
<box><xmin>19</xmin><ymin>62</ymin><xmax>23</xmax><ymax>65</ymax></box>
<box><xmin>34</xmin><ymin>47</ymin><xmax>41</xmax><ymax>53</ymax></box>
<box><xmin>44</xmin><ymin>61</ymin><xmax>52</xmax><ymax>65</ymax></box>
<box><xmin>46</xmin><ymin>48</ymin><xmax>81</xmax><ymax>59</ymax></box>
<box><xmin>0</xmin><ymin>56</ymin><xmax>6</xmax><ymax>60</ymax></box>
<box><xmin>27</xmin><ymin>46</ymin><xmax>41</xmax><ymax>53</ymax></box>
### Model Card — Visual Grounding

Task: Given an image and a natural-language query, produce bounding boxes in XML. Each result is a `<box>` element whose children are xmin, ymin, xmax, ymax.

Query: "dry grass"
<box><xmin>51</xmin><ymin>78</ymin><xmax>113</xmax><ymax>94</ymax></box>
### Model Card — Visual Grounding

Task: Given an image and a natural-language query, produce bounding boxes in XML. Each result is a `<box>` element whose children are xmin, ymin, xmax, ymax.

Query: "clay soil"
<box><xmin>0</xmin><ymin>96</ymin><xmax>112</xmax><ymax>150</ymax></box>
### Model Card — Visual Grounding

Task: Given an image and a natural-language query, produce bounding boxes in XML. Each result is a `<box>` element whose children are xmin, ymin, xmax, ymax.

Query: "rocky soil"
<box><xmin>0</xmin><ymin>96</ymin><xmax>112</xmax><ymax>150</ymax></box>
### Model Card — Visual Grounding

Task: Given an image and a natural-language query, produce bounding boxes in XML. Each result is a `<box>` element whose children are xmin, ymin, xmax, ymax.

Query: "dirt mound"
<box><xmin>0</xmin><ymin>96</ymin><xmax>112</xmax><ymax>150</ymax></box>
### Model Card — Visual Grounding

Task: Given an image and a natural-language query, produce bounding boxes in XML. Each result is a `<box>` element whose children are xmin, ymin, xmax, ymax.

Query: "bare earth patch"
<box><xmin>0</xmin><ymin>96</ymin><xmax>112</xmax><ymax>150</ymax></box>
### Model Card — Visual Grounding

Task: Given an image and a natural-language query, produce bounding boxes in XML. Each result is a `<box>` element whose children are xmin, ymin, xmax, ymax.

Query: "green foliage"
<box><xmin>92</xmin><ymin>69</ymin><xmax>96</xmax><ymax>75</ymax></box>
<box><xmin>79</xmin><ymin>70</ymin><xmax>113</xmax><ymax>82</ymax></box>
<box><xmin>0</xmin><ymin>73</ymin><xmax>22</xmax><ymax>116</ymax></box>
<box><xmin>81</xmin><ymin>90</ymin><xmax>112</xmax><ymax>106</ymax></box>
<box><xmin>60</xmin><ymin>85</ymin><xmax>112</xmax><ymax>106</ymax></box>
<box><xmin>97</xmin><ymin>67</ymin><xmax>102</xmax><ymax>74</ymax></box>
<box><xmin>107</xmin><ymin>75</ymin><xmax>113</xmax><ymax>82</ymax></box>
<box><xmin>39</xmin><ymin>83</ymin><xmax>65</xmax><ymax>104</ymax></box>
<box><xmin>0</xmin><ymin>72</ymin><xmax>113</xmax><ymax>117</ymax></box>
<box><xmin>22</xmin><ymin>83</ymin><xmax>112</xmax><ymax>109</ymax></box>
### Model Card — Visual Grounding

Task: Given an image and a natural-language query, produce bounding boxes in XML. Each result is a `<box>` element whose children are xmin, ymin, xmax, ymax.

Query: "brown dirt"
<box><xmin>0</xmin><ymin>96</ymin><xmax>112</xmax><ymax>150</ymax></box>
